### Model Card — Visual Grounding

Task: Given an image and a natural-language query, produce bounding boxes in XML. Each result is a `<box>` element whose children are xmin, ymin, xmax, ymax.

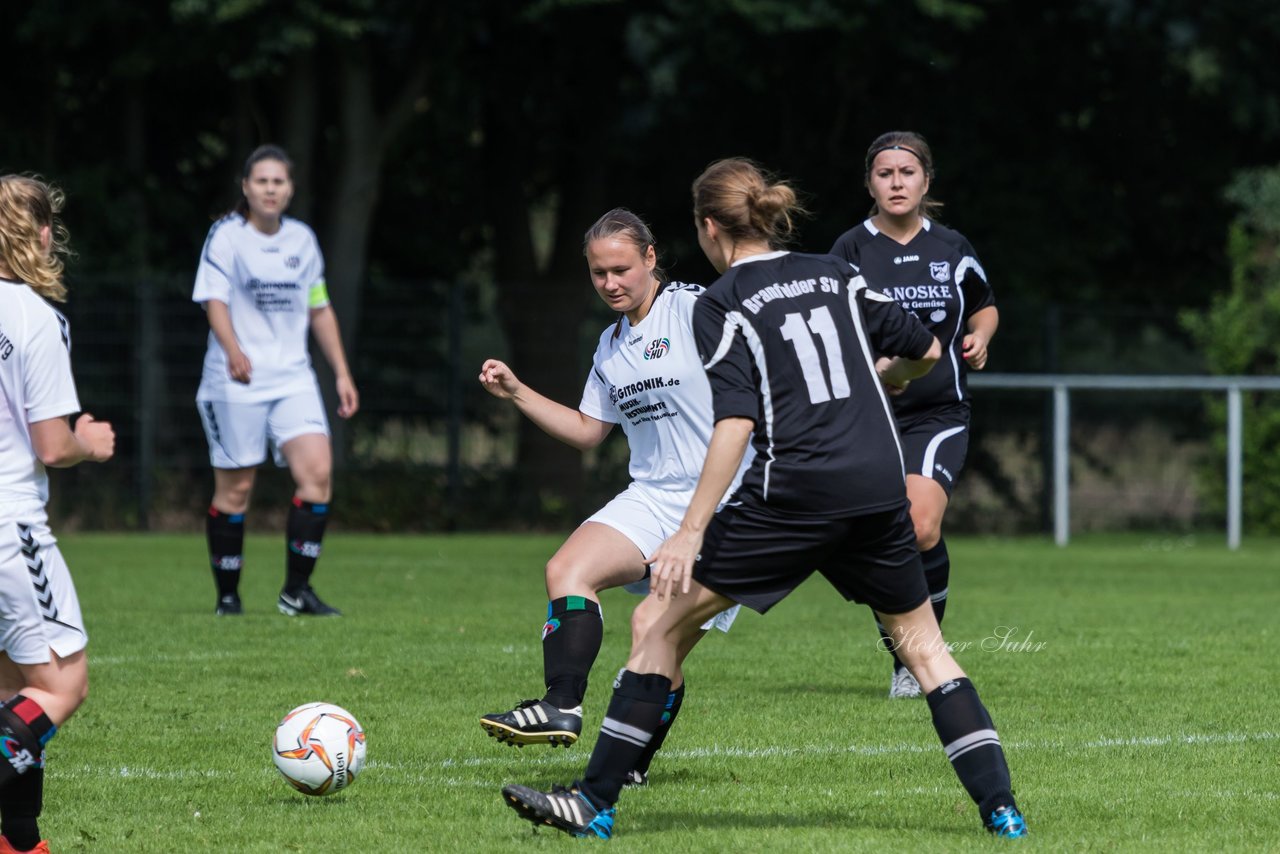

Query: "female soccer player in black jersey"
<box><xmin>500</xmin><ymin>159</ymin><xmax>1027</xmax><ymax>840</ymax></box>
<box><xmin>830</xmin><ymin>131</ymin><xmax>999</xmax><ymax>699</ymax></box>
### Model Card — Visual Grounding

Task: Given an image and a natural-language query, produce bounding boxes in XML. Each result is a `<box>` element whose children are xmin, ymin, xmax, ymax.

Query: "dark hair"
<box><xmin>863</xmin><ymin>130</ymin><xmax>942</xmax><ymax>220</ymax></box>
<box><xmin>233</xmin><ymin>144</ymin><xmax>293</xmax><ymax>218</ymax></box>
<box><xmin>692</xmin><ymin>158</ymin><xmax>805</xmax><ymax>248</ymax></box>
<box><xmin>582</xmin><ymin>207</ymin><xmax>666</xmax><ymax>283</ymax></box>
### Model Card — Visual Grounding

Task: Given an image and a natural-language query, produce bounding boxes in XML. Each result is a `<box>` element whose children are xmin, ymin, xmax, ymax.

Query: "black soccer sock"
<box><xmin>0</xmin><ymin>696</ymin><xmax>55</xmax><ymax>789</ymax></box>
<box><xmin>926</xmin><ymin>677</ymin><xmax>1015</xmax><ymax>817</ymax></box>
<box><xmin>632</xmin><ymin>681</ymin><xmax>684</xmax><ymax>776</ymax></box>
<box><xmin>578</xmin><ymin>670</ymin><xmax>672</xmax><ymax>809</ymax></box>
<box><xmin>922</xmin><ymin>538</ymin><xmax>950</xmax><ymax>626</ymax></box>
<box><xmin>206</xmin><ymin>506</ymin><xmax>245</xmax><ymax>598</ymax></box>
<box><xmin>285</xmin><ymin>497</ymin><xmax>329</xmax><ymax>593</ymax></box>
<box><xmin>0</xmin><ymin>765</ymin><xmax>42</xmax><ymax>851</ymax></box>
<box><xmin>541</xmin><ymin>597</ymin><xmax>603</xmax><ymax>710</ymax></box>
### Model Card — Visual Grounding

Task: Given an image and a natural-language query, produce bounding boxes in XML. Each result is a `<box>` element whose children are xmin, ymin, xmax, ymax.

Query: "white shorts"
<box><xmin>587</xmin><ymin>481</ymin><xmax>741</xmax><ymax>633</ymax></box>
<box><xmin>0</xmin><ymin>515</ymin><xmax>87</xmax><ymax>665</ymax></box>
<box><xmin>197</xmin><ymin>387</ymin><xmax>330</xmax><ymax>469</ymax></box>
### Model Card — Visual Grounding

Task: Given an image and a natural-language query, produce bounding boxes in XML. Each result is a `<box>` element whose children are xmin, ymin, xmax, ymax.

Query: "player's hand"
<box><xmin>874</xmin><ymin>356</ymin><xmax>909</xmax><ymax>396</ymax></box>
<box><xmin>74</xmin><ymin>413</ymin><xmax>115</xmax><ymax>462</ymax></box>
<box><xmin>478</xmin><ymin>359</ymin><xmax>522</xmax><ymax>400</ymax></box>
<box><xmin>336</xmin><ymin>375</ymin><xmax>359</xmax><ymax>419</ymax></box>
<box><xmin>227</xmin><ymin>350</ymin><xmax>252</xmax><ymax>384</ymax></box>
<box><xmin>962</xmin><ymin>331</ymin><xmax>990</xmax><ymax>370</ymax></box>
<box><xmin>646</xmin><ymin>526</ymin><xmax>705</xmax><ymax>601</ymax></box>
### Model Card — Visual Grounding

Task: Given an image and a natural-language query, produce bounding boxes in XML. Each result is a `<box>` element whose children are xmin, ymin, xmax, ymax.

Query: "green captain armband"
<box><xmin>309</xmin><ymin>279</ymin><xmax>330</xmax><ymax>309</ymax></box>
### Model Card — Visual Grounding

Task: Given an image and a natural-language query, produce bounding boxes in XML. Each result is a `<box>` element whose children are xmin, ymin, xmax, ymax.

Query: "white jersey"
<box><xmin>580</xmin><ymin>283</ymin><xmax>738</xmax><ymax>490</ymax></box>
<box><xmin>193</xmin><ymin>214</ymin><xmax>330</xmax><ymax>403</ymax></box>
<box><xmin>0</xmin><ymin>280</ymin><xmax>80</xmax><ymax>509</ymax></box>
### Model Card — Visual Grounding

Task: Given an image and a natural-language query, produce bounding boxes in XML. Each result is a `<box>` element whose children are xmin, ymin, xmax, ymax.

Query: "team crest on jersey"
<box><xmin>285</xmin><ymin>256</ymin><xmax>301</xmax><ymax>269</ymax></box>
<box><xmin>930</xmin><ymin>261</ymin><xmax>951</xmax><ymax>283</ymax></box>
<box><xmin>644</xmin><ymin>338</ymin><xmax>670</xmax><ymax>360</ymax></box>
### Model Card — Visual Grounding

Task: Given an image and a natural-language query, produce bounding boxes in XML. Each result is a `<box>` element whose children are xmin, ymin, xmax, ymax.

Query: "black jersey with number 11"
<box><xmin>693</xmin><ymin>251</ymin><xmax>936</xmax><ymax>518</ymax></box>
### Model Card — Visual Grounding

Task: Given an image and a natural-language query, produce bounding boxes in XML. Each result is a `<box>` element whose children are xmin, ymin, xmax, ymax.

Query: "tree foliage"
<box><xmin>1182</xmin><ymin>166</ymin><xmax>1280</xmax><ymax>532</ymax></box>
<box><xmin>3</xmin><ymin>0</ymin><xmax>1280</xmax><ymax>522</ymax></box>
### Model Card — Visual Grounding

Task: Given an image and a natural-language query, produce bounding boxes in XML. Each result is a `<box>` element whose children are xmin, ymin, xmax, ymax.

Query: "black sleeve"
<box><xmin>960</xmin><ymin>239</ymin><xmax>995</xmax><ymax>317</ymax></box>
<box><xmin>861</xmin><ymin>290</ymin><xmax>935</xmax><ymax>359</ymax></box>
<box><xmin>693</xmin><ymin>289</ymin><xmax>759</xmax><ymax>426</ymax></box>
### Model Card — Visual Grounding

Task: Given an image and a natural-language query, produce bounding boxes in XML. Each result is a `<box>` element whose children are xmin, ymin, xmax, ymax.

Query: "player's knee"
<box><xmin>216</xmin><ymin>481</ymin><xmax>254</xmax><ymax>513</ymax></box>
<box><xmin>913</xmin><ymin>517</ymin><xmax>942</xmax><ymax>551</ymax></box>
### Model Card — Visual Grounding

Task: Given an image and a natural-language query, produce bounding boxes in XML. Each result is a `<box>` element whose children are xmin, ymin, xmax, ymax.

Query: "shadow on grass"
<box><xmin>629</xmin><ymin>807</ymin><xmax>974</xmax><ymax>836</ymax></box>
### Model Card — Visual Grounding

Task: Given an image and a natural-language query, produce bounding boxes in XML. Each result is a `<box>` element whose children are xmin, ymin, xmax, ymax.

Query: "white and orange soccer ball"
<box><xmin>271</xmin><ymin>702</ymin><xmax>367</xmax><ymax>796</ymax></box>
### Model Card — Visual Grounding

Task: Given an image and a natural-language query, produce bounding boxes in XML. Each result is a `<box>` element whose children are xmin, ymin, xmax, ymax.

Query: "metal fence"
<box><xmin>969</xmin><ymin>374</ymin><xmax>1280</xmax><ymax>549</ymax></box>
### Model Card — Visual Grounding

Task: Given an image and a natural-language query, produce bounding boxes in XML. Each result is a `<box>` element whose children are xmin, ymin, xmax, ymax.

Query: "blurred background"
<box><xmin>3</xmin><ymin>0</ymin><xmax>1278</xmax><ymax>535</ymax></box>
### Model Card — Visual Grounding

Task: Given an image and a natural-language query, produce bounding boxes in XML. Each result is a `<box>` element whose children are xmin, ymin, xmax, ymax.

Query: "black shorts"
<box><xmin>692</xmin><ymin>494</ymin><xmax>927</xmax><ymax>616</ymax></box>
<box><xmin>897</xmin><ymin>404</ymin><xmax>970</xmax><ymax>497</ymax></box>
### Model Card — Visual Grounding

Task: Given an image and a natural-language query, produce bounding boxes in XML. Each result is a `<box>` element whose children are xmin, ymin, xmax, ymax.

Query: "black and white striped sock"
<box><xmin>578</xmin><ymin>670</ymin><xmax>671</xmax><ymax>808</ymax></box>
<box><xmin>926</xmin><ymin>677</ymin><xmax>1014</xmax><ymax>816</ymax></box>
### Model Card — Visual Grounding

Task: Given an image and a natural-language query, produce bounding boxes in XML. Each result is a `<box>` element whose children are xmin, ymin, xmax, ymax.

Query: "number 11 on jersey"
<box><xmin>779</xmin><ymin>306</ymin><xmax>851</xmax><ymax>404</ymax></box>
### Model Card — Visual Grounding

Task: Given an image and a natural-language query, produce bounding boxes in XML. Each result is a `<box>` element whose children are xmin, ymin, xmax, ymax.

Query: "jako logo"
<box><xmin>939</xmin><ymin>680</ymin><xmax>961</xmax><ymax>695</ymax></box>
<box><xmin>644</xmin><ymin>338</ymin><xmax>670</xmax><ymax>360</ymax></box>
<box><xmin>542</xmin><ymin>618</ymin><xmax>561</xmax><ymax>640</ymax></box>
<box><xmin>893</xmin><ymin>255</ymin><xmax>920</xmax><ymax>265</ymax></box>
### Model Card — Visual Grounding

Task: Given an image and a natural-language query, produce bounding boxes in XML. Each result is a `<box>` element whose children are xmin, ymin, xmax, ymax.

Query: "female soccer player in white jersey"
<box><xmin>501</xmin><ymin>160</ymin><xmax>1027</xmax><ymax>840</ymax></box>
<box><xmin>0</xmin><ymin>175</ymin><xmax>115</xmax><ymax>854</ymax></box>
<box><xmin>478</xmin><ymin>209</ymin><xmax>744</xmax><ymax>784</ymax></box>
<box><xmin>830</xmin><ymin>131</ymin><xmax>1000</xmax><ymax>698</ymax></box>
<box><xmin>193</xmin><ymin>145</ymin><xmax>359</xmax><ymax>617</ymax></box>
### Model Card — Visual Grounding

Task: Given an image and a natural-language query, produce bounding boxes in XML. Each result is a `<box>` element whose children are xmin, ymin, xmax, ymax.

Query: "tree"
<box><xmin>1182</xmin><ymin>166</ymin><xmax>1280</xmax><ymax>532</ymax></box>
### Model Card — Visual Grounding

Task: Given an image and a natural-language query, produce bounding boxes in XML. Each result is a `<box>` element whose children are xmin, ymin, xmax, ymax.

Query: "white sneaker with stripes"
<box><xmin>889</xmin><ymin>666</ymin><xmax>923</xmax><ymax>699</ymax></box>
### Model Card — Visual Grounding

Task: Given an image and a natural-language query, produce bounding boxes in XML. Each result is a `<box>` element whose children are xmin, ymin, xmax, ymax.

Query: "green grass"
<box><xmin>37</xmin><ymin>532</ymin><xmax>1280</xmax><ymax>852</ymax></box>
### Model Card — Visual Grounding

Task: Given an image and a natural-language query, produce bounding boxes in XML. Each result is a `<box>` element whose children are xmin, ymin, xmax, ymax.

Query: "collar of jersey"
<box><xmin>863</xmin><ymin>217</ymin><xmax>933</xmax><ymax>237</ymax></box>
<box><xmin>731</xmin><ymin>250</ymin><xmax>789</xmax><ymax>267</ymax></box>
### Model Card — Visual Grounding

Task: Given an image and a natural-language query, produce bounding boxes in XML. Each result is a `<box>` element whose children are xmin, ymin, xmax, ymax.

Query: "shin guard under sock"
<box><xmin>0</xmin><ymin>696</ymin><xmax>55</xmax><ymax>788</ymax></box>
<box><xmin>926</xmin><ymin>677</ymin><xmax>1014</xmax><ymax>816</ymax></box>
<box><xmin>285</xmin><ymin>497</ymin><xmax>329</xmax><ymax>593</ymax></box>
<box><xmin>206</xmin><ymin>507</ymin><xmax>245</xmax><ymax>598</ymax></box>
<box><xmin>579</xmin><ymin>670</ymin><xmax>672</xmax><ymax>808</ymax></box>
<box><xmin>632</xmin><ymin>681</ymin><xmax>684</xmax><ymax>776</ymax></box>
<box><xmin>542</xmin><ymin>597</ymin><xmax>603</xmax><ymax>710</ymax></box>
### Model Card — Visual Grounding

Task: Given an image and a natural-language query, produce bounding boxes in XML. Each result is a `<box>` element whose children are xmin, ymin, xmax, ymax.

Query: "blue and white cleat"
<box><xmin>985</xmin><ymin>804</ymin><xmax>1028</xmax><ymax>838</ymax></box>
<box><xmin>502</xmin><ymin>783</ymin><xmax>616</xmax><ymax>839</ymax></box>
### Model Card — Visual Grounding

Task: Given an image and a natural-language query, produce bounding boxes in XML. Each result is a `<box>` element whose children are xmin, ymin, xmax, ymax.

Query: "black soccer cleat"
<box><xmin>502</xmin><ymin>783</ymin><xmax>615</xmax><ymax>838</ymax></box>
<box><xmin>277</xmin><ymin>586</ymin><xmax>342</xmax><ymax>617</ymax></box>
<box><xmin>215</xmin><ymin>593</ymin><xmax>242</xmax><ymax>616</ymax></box>
<box><xmin>480</xmin><ymin>699</ymin><xmax>582</xmax><ymax>747</ymax></box>
<box><xmin>621</xmin><ymin>770</ymin><xmax>647</xmax><ymax>788</ymax></box>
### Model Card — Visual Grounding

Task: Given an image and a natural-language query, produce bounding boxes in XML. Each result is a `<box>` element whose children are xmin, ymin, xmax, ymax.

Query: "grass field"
<box><xmin>36</xmin><ymin>532</ymin><xmax>1280</xmax><ymax>852</ymax></box>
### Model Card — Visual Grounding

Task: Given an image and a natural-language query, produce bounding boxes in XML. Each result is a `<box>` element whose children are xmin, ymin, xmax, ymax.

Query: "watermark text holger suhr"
<box><xmin>883</xmin><ymin>625</ymin><xmax>1048</xmax><ymax>655</ymax></box>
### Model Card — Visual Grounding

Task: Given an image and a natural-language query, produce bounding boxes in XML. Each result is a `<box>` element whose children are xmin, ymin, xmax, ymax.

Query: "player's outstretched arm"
<box><xmin>30</xmin><ymin>413</ymin><xmax>115</xmax><ymax>467</ymax></box>
<box><xmin>478</xmin><ymin>358</ymin><xmax>612</xmax><ymax>450</ymax></box>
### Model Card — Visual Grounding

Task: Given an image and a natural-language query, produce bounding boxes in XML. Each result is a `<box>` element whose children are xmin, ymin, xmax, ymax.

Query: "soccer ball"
<box><xmin>271</xmin><ymin>702</ymin><xmax>367</xmax><ymax>796</ymax></box>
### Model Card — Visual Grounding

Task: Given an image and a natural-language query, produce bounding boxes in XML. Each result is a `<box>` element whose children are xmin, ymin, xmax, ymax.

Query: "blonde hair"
<box><xmin>0</xmin><ymin>175</ymin><xmax>71</xmax><ymax>302</ymax></box>
<box><xmin>692</xmin><ymin>158</ymin><xmax>805</xmax><ymax>248</ymax></box>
